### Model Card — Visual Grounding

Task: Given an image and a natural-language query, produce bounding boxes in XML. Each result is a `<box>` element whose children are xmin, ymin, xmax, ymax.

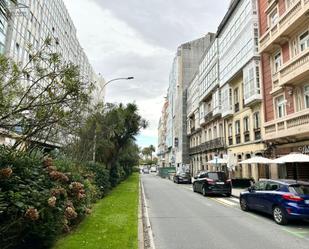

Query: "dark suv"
<box><xmin>193</xmin><ymin>171</ymin><xmax>231</xmax><ymax>196</ymax></box>
<box><xmin>174</xmin><ymin>172</ymin><xmax>191</xmax><ymax>184</ymax></box>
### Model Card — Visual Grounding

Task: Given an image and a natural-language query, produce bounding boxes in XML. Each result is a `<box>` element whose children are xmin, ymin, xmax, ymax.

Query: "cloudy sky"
<box><xmin>63</xmin><ymin>0</ymin><xmax>230</xmax><ymax>149</ymax></box>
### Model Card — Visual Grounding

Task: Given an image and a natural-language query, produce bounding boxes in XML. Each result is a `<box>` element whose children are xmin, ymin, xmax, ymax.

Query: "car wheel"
<box><xmin>226</xmin><ymin>192</ymin><xmax>231</xmax><ymax>197</ymax></box>
<box><xmin>202</xmin><ymin>186</ymin><xmax>207</xmax><ymax>196</ymax></box>
<box><xmin>193</xmin><ymin>183</ymin><xmax>197</xmax><ymax>192</ymax></box>
<box><xmin>176</xmin><ymin>179</ymin><xmax>179</xmax><ymax>184</ymax></box>
<box><xmin>240</xmin><ymin>197</ymin><xmax>249</xmax><ymax>211</ymax></box>
<box><xmin>273</xmin><ymin>206</ymin><xmax>288</xmax><ymax>225</ymax></box>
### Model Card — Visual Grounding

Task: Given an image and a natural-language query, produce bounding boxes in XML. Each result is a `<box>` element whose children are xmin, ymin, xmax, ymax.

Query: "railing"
<box><xmin>260</xmin><ymin>0</ymin><xmax>305</xmax><ymax>52</ymax></box>
<box><xmin>279</xmin><ymin>49</ymin><xmax>309</xmax><ymax>85</ymax></box>
<box><xmin>264</xmin><ymin>109</ymin><xmax>309</xmax><ymax>139</ymax></box>
<box><xmin>189</xmin><ymin>137</ymin><xmax>225</xmax><ymax>155</ymax></box>
<box><xmin>204</xmin><ymin>111</ymin><xmax>213</xmax><ymax>123</ymax></box>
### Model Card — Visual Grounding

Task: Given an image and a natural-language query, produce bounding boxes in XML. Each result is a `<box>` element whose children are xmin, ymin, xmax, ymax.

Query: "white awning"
<box><xmin>239</xmin><ymin>156</ymin><xmax>275</xmax><ymax>164</ymax></box>
<box><xmin>273</xmin><ymin>153</ymin><xmax>309</xmax><ymax>164</ymax></box>
<box><xmin>207</xmin><ymin>158</ymin><xmax>228</xmax><ymax>165</ymax></box>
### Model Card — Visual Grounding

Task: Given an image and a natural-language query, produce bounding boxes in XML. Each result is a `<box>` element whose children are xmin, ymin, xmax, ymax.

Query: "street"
<box><xmin>141</xmin><ymin>174</ymin><xmax>309</xmax><ymax>249</ymax></box>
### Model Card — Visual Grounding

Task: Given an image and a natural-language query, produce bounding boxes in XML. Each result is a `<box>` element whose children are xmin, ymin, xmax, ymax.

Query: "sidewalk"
<box><xmin>232</xmin><ymin>188</ymin><xmax>247</xmax><ymax>198</ymax></box>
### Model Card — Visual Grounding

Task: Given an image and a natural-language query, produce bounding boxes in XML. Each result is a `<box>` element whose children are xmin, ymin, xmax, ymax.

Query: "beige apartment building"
<box><xmin>217</xmin><ymin>0</ymin><xmax>268</xmax><ymax>182</ymax></box>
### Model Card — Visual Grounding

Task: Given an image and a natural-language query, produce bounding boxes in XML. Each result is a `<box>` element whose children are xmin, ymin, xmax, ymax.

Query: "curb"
<box><xmin>138</xmin><ymin>181</ymin><xmax>144</xmax><ymax>249</ymax></box>
<box><xmin>140</xmin><ymin>179</ymin><xmax>156</xmax><ymax>249</ymax></box>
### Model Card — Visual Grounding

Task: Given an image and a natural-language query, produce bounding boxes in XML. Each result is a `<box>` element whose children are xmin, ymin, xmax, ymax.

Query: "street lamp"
<box><xmin>92</xmin><ymin>76</ymin><xmax>134</xmax><ymax>162</ymax></box>
<box><xmin>102</xmin><ymin>77</ymin><xmax>134</xmax><ymax>91</ymax></box>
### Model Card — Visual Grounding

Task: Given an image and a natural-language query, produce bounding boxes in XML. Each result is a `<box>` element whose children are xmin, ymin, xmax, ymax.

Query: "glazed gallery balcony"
<box><xmin>264</xmin><ymin>108</ymin><xmax>309</xmax><ymax>140</ymax></box>
<box><xmin>189</xmin><ymin>137</ymin><xmax>225</xmax><ymax>155</ymax></box>
<box><xmin>260</xmin><ymin>0</ymin><xmax>309</xmax><ymax>53</ymax></box>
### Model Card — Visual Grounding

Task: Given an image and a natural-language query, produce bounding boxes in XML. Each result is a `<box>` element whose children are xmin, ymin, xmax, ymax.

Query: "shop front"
<box><xmin>273</xmin><ymin>142</ymin><xmax>309</xmax><ymax>181</ymax></box>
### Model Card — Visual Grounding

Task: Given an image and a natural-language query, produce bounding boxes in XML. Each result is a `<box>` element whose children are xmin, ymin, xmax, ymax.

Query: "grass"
<box><xmin>53</xmin><ymin>173</ymin><xmax>139</xmax><ymax>249</ymax></box>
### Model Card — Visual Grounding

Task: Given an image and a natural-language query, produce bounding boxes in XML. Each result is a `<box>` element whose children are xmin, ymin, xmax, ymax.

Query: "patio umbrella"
<box><xmin>207</xmin><ymin>158</ymin><xmax>228</xmax><ymax>165</ymax></box>
<box><xmin>273</xmin><ymin>153</ymin><xmax>309</xmax><ymax>163</ymax></box>
<box><xmin>239</xmin><ymin>156</ymin><xmax>275</xmax><ymax>164</ymax></box>
<box><xmin>273</xmin><ymin>153</ymin><xmax>309</xmax><ymax>180</ymax></box>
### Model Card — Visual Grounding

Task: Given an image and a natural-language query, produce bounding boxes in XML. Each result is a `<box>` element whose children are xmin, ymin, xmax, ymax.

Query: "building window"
<box><xmin>295</xmin><ymin>88</ymin><xmax>302</xmax><ymax>111</ymax></box>
<box><xmin>273</xmin><ymin>51</ymin><xmax>282</xmax><ymax>74</ymax></box>
<box><xmin>234</xmin><ymin>87</ymin><xmax>239</xmax><ymax>112</ymax></box>
<box><xmin>276</xmin><ymin>95</ymin><xmax>286</xmax><ymax>118</ymax></box>
<box><xmin>235</xmin><ymin>120</ymin><xmax>241</xmax><ymax>144</ymax></box>
<box><xmin>243</xmin><ymin>116</ymin><xmax>250</xmax><ymax>142</ymax></box>
<box><xmin>304</xmin><ymin>85</ymin><xmax>309</xmax><ymax>109</ymax></box>
<box><xmin>228</xmin><ymin>124</ymin><xmax>233</xmax><ymax>145</ymax></box>
<box><xmin>269</xmin><ymin>8</ymin><xmax>279</xmax><ymax>27</ymax></box>
<box><xmin>299</xmin><ymin>31</ymin><xmax>309</xmax><ymax>52</ymax></box>
<box><xmin>253</xmin><ymin>112</ymin><xmax>261</xmax><ymax>140</ymax></box>
<box><xmin>213</xmin><ymin>126</ymin><xmax>217</xmax><ymax>139</ymax></box>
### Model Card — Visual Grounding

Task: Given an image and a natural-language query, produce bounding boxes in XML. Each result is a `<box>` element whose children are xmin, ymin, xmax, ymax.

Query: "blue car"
<box><xmin>240</xmin><ymin>179</ymin><xmax>309</xmax><ymax>225</ymax></box>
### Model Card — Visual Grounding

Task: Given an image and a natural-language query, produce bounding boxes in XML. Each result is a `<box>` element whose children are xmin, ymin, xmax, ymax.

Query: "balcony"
<box><xmin>204</xmin><ymin>111</ymin><xmax>213</xmax><ymax>124</ymax></box>
<box><xmin>222</xmin><ymin>106</ymin><xmax>233</xmax><ymax>118</ymax></box>
<box><xmin>244</xmin><ymin>90</ymin><xmax>262</xmax><ymax>106</ymax></box>
<box><xmin>264</xmin><ymin>108</ymin><xmax>309</xmax><ymax>140</ymax></box>
<box><xmin>213</xmin><ymin>105</ymin><xmax>222</xmax><ymax>117</ymax></box>
<box><xmin>278</xmin><ymin>48</ymin><xmax>309</xmax><ymax>86</ymax></box>
<box><xmin>260</xmin><ymin>0</ymin><xmax>309</xmax><ymax>53</ymax></box>
<box><xmin>189</xmin><ymin>137</ymin><xmax>226</xmax><ymax>155</ymax></box>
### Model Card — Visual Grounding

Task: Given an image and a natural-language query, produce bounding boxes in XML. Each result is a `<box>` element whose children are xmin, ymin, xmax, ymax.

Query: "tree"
<box><xmin>142</xmin><ymin>147</ymin><xmax>151</xmax><ymax>160</ymax></box>
<box><xmin>66</xmin><ymin>102</ymin><xmax>147</xmax><ymax>185</ymax></box>
<box><xmin>149</xmin><ymin>145</ymin><xmax>155</xmax><ymax>161</ymax></box>
<box><xmin>0</xmin><ymin>37</ymin><xmax>93</xmax><ymax>150</ymax></box>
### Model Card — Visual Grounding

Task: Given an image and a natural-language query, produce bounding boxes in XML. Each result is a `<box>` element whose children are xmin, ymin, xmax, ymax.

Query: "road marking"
<box><xmin>230</xmin><ymin>197</ymin><xmax>239</xmax><ymax>203</ymax></box>
<box><xmin>282</xmin><ymin>228</ymin><xmax>307</xmax><ymax>239</ymax></box>
<box><xmin>141</xmin><ymin>180</ymin><xmax>156</xmax><ymax>249</ymax></box>
<box><xmin>210</xmin><ymin>197</ymin><xmax>238</xmax><ymax>207</ymax></box>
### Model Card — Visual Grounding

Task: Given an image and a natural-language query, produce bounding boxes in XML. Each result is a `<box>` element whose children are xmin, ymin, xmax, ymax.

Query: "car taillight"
<box><xmin>282</xmin><ymin>194</ymin><xmax>304</xmax><ymax>202</ymax></box>
<box><xmin>206</xmin><ymin>178</ymin><xmax>215</xmax><ymax>184</ymax></box>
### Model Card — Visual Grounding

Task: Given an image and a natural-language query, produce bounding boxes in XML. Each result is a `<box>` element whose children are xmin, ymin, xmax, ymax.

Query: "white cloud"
<box><xmin>63</xmin><ymin>0</ymin><xmax>230</xmax><ymax>148</ymax></box>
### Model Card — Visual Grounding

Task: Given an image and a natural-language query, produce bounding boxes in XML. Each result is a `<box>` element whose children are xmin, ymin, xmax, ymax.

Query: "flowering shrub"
<box><xmin>0</xmin><ymin>147</ymin><xmax>99</xmax><ymax>249</ymax></box>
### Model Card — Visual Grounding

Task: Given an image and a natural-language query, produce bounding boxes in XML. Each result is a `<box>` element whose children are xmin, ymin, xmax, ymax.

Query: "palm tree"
<box><xmin>149</xmin><ymin>145</ymin><xmax>155</xmax><ymax>162</ymax></box>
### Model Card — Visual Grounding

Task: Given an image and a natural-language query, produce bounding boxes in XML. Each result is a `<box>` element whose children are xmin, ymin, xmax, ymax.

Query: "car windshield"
<box><xmin>207</xmin><ymin>172</ymin><xmax>227</xmax><ymax>181</ymax></box>
<box><xmin>288</xmin><ymin>184</ymin><xmax>309</xmax><ymax>195</ymax></box>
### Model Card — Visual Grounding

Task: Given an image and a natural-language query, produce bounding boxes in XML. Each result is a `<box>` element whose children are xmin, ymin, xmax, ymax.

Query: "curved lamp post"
<box><xmin>92</xmin><ymin>76</ymin><xmax>134</xmax><ymax>162</ymax></box>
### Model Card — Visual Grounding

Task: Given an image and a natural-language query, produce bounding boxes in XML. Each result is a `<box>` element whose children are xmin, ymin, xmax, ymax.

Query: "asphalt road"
<box><xmin>141</xmin><ymin>174</ymin><xmax>309</xmax><ymax>249</ymax></box>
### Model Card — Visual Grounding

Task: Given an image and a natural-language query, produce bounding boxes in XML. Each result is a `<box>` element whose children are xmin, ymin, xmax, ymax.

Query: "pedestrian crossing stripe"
<box><xmin>210</xmin><ymin>197</ymin><xmax>239</xmax><ymax>207</ymax></box>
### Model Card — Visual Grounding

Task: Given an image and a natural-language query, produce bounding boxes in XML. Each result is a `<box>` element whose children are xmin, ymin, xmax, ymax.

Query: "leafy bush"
<box><xmin>84</xmin><ymin>162</ymin><xmax>111</xmax><ymax>197</ymax></box>
<box><xmin>0</xmin><ymin>147</ymin><xmax>97</xmax><ymax>249</ymax></box>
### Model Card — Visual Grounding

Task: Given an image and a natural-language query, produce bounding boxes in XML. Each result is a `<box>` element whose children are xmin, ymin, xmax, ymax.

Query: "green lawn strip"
<box><xmin>53</xmin><ymin>173</ymin><xmax>139</xmax><ymax>249</ymax></box>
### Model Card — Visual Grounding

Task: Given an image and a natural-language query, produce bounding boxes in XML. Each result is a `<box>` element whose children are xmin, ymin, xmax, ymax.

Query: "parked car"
<box><xmin>239</xmin><ymin>179</ymin><xmax>309</xmax><ymax>225</ymax></box>
<box><xmin>143</xmin><ymin>168</ymin><xmax>149</xmax><ymax>174</ymax></box>
<box><xmin>174</xmin><ymin>172</ymin><xmax>191</xmax><ymax>184</ymax></box>
<box><xmin>193</xmin><ymin>171</ymin><xmax>231</xmax><ymax>196</ymax></box>
<box><xmin>150</xmin><ymin>166</ymin><xmax>157</xmax><ymax>172</ymax></box>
